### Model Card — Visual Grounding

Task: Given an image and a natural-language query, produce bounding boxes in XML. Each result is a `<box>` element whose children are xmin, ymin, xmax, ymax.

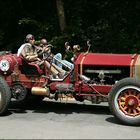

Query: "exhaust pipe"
<box><xmin>31</xmin><ymin>87</ymin><xmax>50</xmax><ymax>96</ymax></box>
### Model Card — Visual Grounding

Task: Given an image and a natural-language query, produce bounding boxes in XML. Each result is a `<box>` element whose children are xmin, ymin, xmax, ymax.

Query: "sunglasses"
<box><xmin>29</xmin><ymin>38</ymin><xmax>35</xmax><ymax>41</ymax></box>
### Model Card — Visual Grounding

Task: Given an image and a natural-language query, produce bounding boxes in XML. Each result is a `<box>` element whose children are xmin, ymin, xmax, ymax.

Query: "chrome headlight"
<box><xmin>0</xmin><ymin>59</ymin><xmax>10</xmax><ymax>72</ymax></box>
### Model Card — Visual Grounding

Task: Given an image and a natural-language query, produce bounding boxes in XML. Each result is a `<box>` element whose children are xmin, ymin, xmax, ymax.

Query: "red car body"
<box><xmin>0</xmin><ymin>51</ymin><xmax>140</xmax><ymax>125</ymax></box>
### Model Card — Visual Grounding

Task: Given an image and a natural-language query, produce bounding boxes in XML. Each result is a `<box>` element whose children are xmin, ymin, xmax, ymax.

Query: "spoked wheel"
<box><xmin>109</xmin><ymin>78</ymin><xmax>140</xmax><ymax>125</ymax></box>
<box><xmin>118</xmin><ymin>88</ymin><xmax>140</xmax><ymax>117</ymax></box>
<box><xmin>0</xmin><ymin>77</ymin><xmax>11</xmax><ymax>115</ymax></box>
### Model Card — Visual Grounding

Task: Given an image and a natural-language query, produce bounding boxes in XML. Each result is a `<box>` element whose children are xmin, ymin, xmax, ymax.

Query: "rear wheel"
<box><xmin>109</xmin><ymin>78</ymin><xmax>140</xmax><ymax>125</ymax></box>
<box><xmin>0</xmin><ymin>77</ymin><xmax>11</xmax><ymax>115</ymax></box>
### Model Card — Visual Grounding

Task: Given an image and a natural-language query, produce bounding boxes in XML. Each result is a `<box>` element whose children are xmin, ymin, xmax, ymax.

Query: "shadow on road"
<box><xmin>106</xmin><ymin>116</ymin><xmax>122</xmax><ymax>125</ymax></box>
<box><xmin>5</xmin><ymin>99</ymin><xmax>134</xmax><ymax>126</ymax></box>
<box><xmin>4</xmin><ymin>99</ymin><xmax>140</xmax><ymax>127</ymax></box>
<box><xmin>8</xmin><ymin>99</ymin><xmax>110</xmax><ymax>116</ymax></box>
<box><xmin>106</xmin><ymin>117</ymin><xmax>140</xmax><ymax>127</ymax></box>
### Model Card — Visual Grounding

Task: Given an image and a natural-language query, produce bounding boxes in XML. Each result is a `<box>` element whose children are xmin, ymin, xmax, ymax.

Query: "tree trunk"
<box><xmin>56</xmin><ymin>0</ymin><xmax>66</xmax><ymax>33</ymax></box>
<box><xmin>18</xmin><ymin>0</ymin><xmax>23</xmax><ymax>11</ymax></box>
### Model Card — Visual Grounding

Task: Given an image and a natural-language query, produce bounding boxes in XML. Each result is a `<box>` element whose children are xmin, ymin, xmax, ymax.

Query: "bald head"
<box><xmin>40</xmin><ymin>39</ymin><xmax>48</xmax><ymax>45</ymax></box>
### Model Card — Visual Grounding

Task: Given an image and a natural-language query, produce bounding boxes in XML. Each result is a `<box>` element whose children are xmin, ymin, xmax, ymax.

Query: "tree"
<box><xmin>56</xmin><ymin>0</ymin><xmax>66</xmax><ymax>34</ymax></box>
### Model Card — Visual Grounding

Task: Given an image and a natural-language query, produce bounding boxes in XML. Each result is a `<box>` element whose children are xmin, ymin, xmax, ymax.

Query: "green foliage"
<box><xmin>49</xmin><ymin>36</ymin><xmax>67</xmax><ymax>54</ymax></box>
<box><xmin>0</xmin><ymin>0</ymin><xmax>140</xmax><ymax>54</ymax></box>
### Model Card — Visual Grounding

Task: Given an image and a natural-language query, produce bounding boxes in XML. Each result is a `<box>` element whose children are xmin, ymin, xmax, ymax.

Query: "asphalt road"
<box><xmin>0</xmin><ymin>98</ymin><xmax>140</xmax><ymax>139</ymax></box>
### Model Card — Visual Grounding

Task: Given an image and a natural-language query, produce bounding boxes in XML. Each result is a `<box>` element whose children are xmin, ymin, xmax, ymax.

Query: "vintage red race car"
<box><xmin>0</xmin><ymin>50</ymin><xmax>140</xmax><ymax>125</ymax></box>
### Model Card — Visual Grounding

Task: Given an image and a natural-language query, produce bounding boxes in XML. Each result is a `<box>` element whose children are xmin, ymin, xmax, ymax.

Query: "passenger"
<box><xmin>39</xmin><ymin>38</ymin><xmax>74</xmax><ymax>70</ymax></box>
<box><xmin>70</xmin><ymin>44</ymin><xmax>81</xmax><ymax>62</ymax></box>
<box><xmin>38</xmin><ymin>38</ymin><xmax>53</xmax><ymax>61</ymax></box>
<box><xmin>18</xmin><ymin>34</ymin><xmax>67</xmax><ymax>79</ymax></box>
<box><xmin>63</xmin><ymin>42</ymin><xmax>74</xmax><ymax>62</ymax></box>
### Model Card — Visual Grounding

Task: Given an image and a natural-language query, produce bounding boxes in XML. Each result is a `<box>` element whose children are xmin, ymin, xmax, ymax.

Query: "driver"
<box><xmin>18</xmin><ymin>34</ymin><xmax>67</xmax><ymax>79</ymax></box>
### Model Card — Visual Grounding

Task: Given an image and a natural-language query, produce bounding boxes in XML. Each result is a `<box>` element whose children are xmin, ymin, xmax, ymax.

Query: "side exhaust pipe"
<box><xmin>31</xmin><ymin>87</ymin><xmax>50</xmax><ymax>96</ymax></box>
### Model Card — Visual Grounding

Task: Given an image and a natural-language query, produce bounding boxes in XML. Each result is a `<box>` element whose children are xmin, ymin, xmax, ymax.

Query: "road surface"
<box><xmin>0</xmin><ymin>98</ymin><xmax>140</xmax><ymax>139</ymax></box>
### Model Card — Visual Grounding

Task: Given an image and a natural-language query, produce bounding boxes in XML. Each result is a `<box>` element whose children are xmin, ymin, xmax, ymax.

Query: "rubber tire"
<box><xmin>109</xmin><ymin>77</ymin><xmax>140</xmax><ymax>125</ymax></box>
<box><xmin>0</xmin><ymin>77</ymin><xmax>11</xmax><ymax>115</ymax></box>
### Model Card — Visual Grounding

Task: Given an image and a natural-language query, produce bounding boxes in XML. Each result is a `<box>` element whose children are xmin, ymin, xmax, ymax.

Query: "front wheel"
<box><xmin>0</xmin><ymin>77</ymin><xmax>11</xmax><ymax>115</ymax></box>
<box><xmin>109</xmin><ymin>78</ymin><xmax>140</xmax><ymax>125</ymax></box>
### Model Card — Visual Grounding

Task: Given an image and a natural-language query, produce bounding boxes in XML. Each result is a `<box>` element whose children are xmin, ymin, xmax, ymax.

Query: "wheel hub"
<box><xmin>11</xmin><ymin>83</ymin><xmax>27</xmax><ymax>101</ymax></box>
<box><xmin>128</xmin><ymin>99</ymin><xmax>135</xmax><ymax>106</ymax></box>
<box><xmin>126</xmin><ymin>96</ymin><xmax>138</xmax><ymax>109</ymax></box>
